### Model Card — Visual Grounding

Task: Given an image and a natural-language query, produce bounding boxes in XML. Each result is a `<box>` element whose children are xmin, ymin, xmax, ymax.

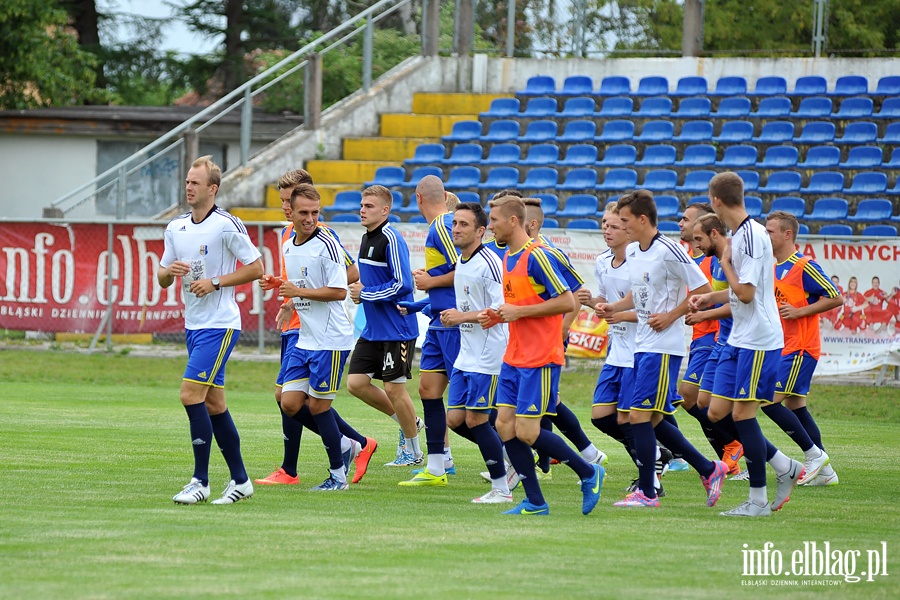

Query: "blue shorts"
<box><xmin>419</xmin><ymin>328</ymin><xmax>461</xmax><ymax>374</ymax></box>
<box><xmin>699</xmin><ymin>344</ymin><xmax>725</xmax><ymax>394</ymax></box>
<box><xmin>276</xmin><ymin>330</ymin><xmax>300</xmax><ymax>387</ymax></box>
<box><xmin>282</xmin><ymin>347</ymin><xmax>350</xmax><ymax>400</ymax></box>
<box><xmin>496</xmin><ymin>362</ymin><xmax>560</xmax><ymax>418</ymax></box>
<box><xmin>184</xmin><ymin>328</ymin><xmax>240</xmax><ymax>388</ymax></box>
<box><xmin>593</xmin><ymin>363</ymin><xmax>635</xmax><ymax>413</ymax></box>
<box><xmin>712</xmin><ymin>345</ymin><xmax>780</xmax><ymax>403</ymax></box>
<box><xmin>630</xmin><ymin>352</ymin><xmax>681</xmax><ymax>414</ymax></box>
<box><xmin>682</xmin><ymin>333</ymin><xmax>716</xmax><ymax>387</ymax></box>
<box><xmin>775</xmin><ymin>351</ymin><xmax>818</xmax><ymax>398</ymax></box>
<box><xmin>448</xmin><ymin>370</ymin><xmax>499</xmax><ymax>411</ymax></box>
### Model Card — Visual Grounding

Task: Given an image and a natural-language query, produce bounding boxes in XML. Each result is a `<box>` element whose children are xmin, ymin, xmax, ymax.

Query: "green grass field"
<box><xmin>0</xmin><ymin>348</ymin><xmax>897</xmax><ymax>599</ymax></box>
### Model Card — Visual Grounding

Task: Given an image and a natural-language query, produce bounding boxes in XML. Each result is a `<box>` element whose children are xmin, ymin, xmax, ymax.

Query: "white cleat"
<box><xmin>472</xmin><ymin>488</ymin><xmax>514</xmax><ymax>504</ymax></box>
<box><xmin>797</xmin><ymin>449</ymin><xmax>830</xmax><ymax>485</ymax></box>
<box><xmin>211</xmin><ymin>479</ymin><xmax>253</xmax><ymax>504</ymax></box>
<box><xmin>772</xmin><ymin>459</ymin><xmax>804</xmax><ymax>511</ymax></box>
<box><xmin>720</xmin><ymin>500</ymin><xmax>772</xmax><ymax>517</ymax></box>
<box><xmin>173</xmin><ymin>478</ymin><xmax>210</xmax><ymax>505</ymax></box>
<box><xmin>802</xmin><ymin>464</ymin><xmax>839</xmax><ymax>486</ymax></box>
<box><xmin>589</xmin><ymin>449</ymin><xmax>609</xmax><ymax>467</ymax></box>
<box><xmin>730</xmin><ymin>470</ymin><xmax>750</xmax><ymax>481</ymax></box>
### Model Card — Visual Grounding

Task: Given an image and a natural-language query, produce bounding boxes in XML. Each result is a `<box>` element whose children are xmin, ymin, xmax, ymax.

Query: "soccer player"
<box><xmin>440</xmin><ymin>202</ymin><xmax>513</xmax><ymax>503</ymax></box>
<box><xmin>821</xmin><ymin>275</ymin><xmax>844</xmax><ymax>329</ymax></box>
<box><xmin>690</xmin><ymin>172</ymin><xmax>805</xmax><ymax>517</ymax></box>
<box><xmin>347</xmin><ymin>185</ymin><xmax>423</xmax><ymax>466</ymax></box>
<box><xmin>483</xmin><ymin>189</ymin><xmax>521</xmax><ymax>260</ymax></box>
<box><xmin>160</xmin><ymin>155</ymin><xmax>264</xmax><ymax>505</ymax></box>
<box><xmin>835</xmin><ymin>277</ymin><xmax>866</xmax><ymax>332</ymax></box>
<box><xmin>765</xmin><ymin>210</ymin><xmax>842</xmax><ymax>486</ymax></box>
<box><xmin>863</xmin><ymin>276</ymin><xmax>892</xmax><ymax>331</ymax></box>
<box><xmin>478</xmin><ymin>195</ymin><xmax>603</xmax><ymax>516</ymax></box>
<box><xmin>596</xmin><ymin>189</ymin><xmax>727</xmax><ymax>509</ymax></box>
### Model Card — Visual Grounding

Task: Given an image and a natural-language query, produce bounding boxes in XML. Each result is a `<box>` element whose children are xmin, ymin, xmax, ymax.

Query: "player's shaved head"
<box><xmin>416</xmin><ymin>174</ymin><xmax>446</xmax><ymax>205</ymax></box>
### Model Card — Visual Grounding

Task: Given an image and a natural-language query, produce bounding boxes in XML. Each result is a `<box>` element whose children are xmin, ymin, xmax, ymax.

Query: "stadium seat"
<box><xmin>543</xmin><ymin>217</ymin><xmax>560</xmax><ymax>228</ymax></box>
<box><xmin>597</xmin><ymin>96</ymin><xmax>634</xmax><ymax>117</ymax></box>
<box><xmin>711</xmin><ymin>97</ymin><xmax>751</xmax><ymax>118</ymax></box>
<box><xmin>567</xmin><ymin>218</ymin><xmax>600</xmax><ymax>230</ymax></box>
<box><xmin>878</xmin><ymin>122</ymin><xmax>900</xmax><ymax>144</ymax></box>
<box><xmin>710</xmin><ymin>76</ymin><xmax>748</xmax><ymax>96</ymax></box>
<box><xmin>596</xmin><ymin>120</ymin><xmax>635</xmax><ymax>142</ymax></box>
<box><xmin>756</xmin><ymin>145</ymin><xmax>799</xmax><ymax>169</ymax></box>
<box><xmin>442</xmin><ymin>120</ymin><xmax>481</xmax><ymax>142</ymax></box>
<box><xmin>861</xmin><ymin>225</ymin><xmax>897</xmax><ymax>237</ymax></box>
<box><xmin>734</xmin><ymin>170</ymin><xmax>760</xmax><ymax>191</ymax></box>
<box><xmin>518</xmin><ymin>120</ymin><xmax>558</xmax><ymax>143</ymax></box>
<box><xmin>560</xmin><ymin>144</ymin><xmax>598</xmax><ymax>167</ymax></box>
<box><xmin>790</xmin><ymin>96</ymin><xmax>833</xmax><ymax>118</ymax></box>
<box><xmin>674</xmin><ymin>76</ymin><xmax>708</xmax><ymax>96</ymax></box>
<box><xmin>745</xmin><ymin>196</ymin><xmax>763</xmax><ymax>218</ymax></box>
<box><xmin>633</xmin><ymin>96</ymin><xmax>672</xmax><ymax>118</ymax></box>
<box><xmin>386</xmin><ymin>213</ymin><xmax>401</xmax><ymax>223</ymax></box>
<box><xmin>817</xmin><ymin>224</ymin><xmax>853</xmax><ymax>236</ymax></box>
<box><xmin>480</xmin><ymin>120</ymin><xmax>519</xmax><ymax>142</ymax></box>
<box><xmin>753</xmin><ymin>76</ymin><xmax>788</xmax><ymax>96</ymax></box>
<box><xmin>521</xmin><ymin>97</ymin><xmax>558</xmax><ymax>118</ymax></box>
<box><xmin>455</xmin><ymin>192</ymin><xmax>480</xmax><ymax>204</ymax></box>
<box><xmin>716</xmin><ymin>145</ymin><xmax>758</xmax><ymax>168</ymax></box>
<box><xmin>874</xmin><ymin>97</ymin><xmax>900</xmax><ymax>119</ymax></box>
<box><xmin>597</xmin><ymin>144</ymin><xmax>637</xmax><ymax>167</ymax></box>
<box><xmin>635</xmin><ymin>120</ymin><xmax>675</xmax><ymax>143</ymax></box>
<box><xmin>517</xmin><ymin>75</ymin><xmax>555</xmax><ymax>96</ymax></box>
<box><xmin>752</xmin><ymin>121</ymin><xmax>795</xmax><ymax>143</ymax></box>
<box><xmin>798</xmin><ymin>146</ymin><xmax>841</xmax><ymax>169</ymax></box>
<box><xmin>642</xmin><ymin>169</ymin><xmax>678</xmax><ymax>192</ymax></box>
<box><xmin>686</xmin><ymin>195</ymin><xmax>708</xmax><ymax>207</ymax></box>
<box><xmin>482</xmin><ymin>143</ymin><xmax>521</xmax><ymax>165</ymax></box>
<box><xmin>883</xmin><ymin>148</ymin><xmax>900</xmax><ymax>169</ymax></box>
<box><xmin>444</xmin><ymin>166</ymin><xmax>481</xmax><ymax>190</ymax></box>
<box><xmin>794</xmin><ymin>76</ymin><xmax>827</xmax><ymax>96</ymax></box>
<box><xmin>444</xmin><ymin>143</ymin><xmax>484</xmax><ymax>165</ymax></box>
<box><xmin>831</xmin><ymin>75</ymin><xmax>868</xmax><ymax>96</ymax></box>
<box><xmin>536</xmin><ymin>194</ymin><xmax>559</xmax><ymax>215</ymax></box>
<box><xmin>478</xmin><ymin>167</ymin><xmax>520</xmax><ymax>191</ymax></box>
<box><xmin>325</xmin><ymin>190</ymin><xmax>363</xmax><ymax>213</ymax></box>
<box><xmin>671</xmin><ymin>97</ymin><xmax>711</xmax><ymax>118</ymax></box>
<box><xmin>519</xmin><ymin>143</ymin><xmax>558</xmax><ymax>166</ymax></box>
<box><xmin>406</xmin><ymin>143</ymin><xmax>445</xmax><ymax>165</ymax></box>
<box><xmin>797</xmin><ymin>223</ymin><xmax>810</xmax><ymax>235</ymax></box>
<box><xmin>635</xmin><ymin>144</ymin><xmax>676</xmax><ymax>167</ymax></box>
<box><xmin>635</xmin><ymin>76</ymin><xmax>668</xmax><ymax>96</ymax></box>
<box><xmin>479</xmin><ymin>98</ymin><xmax>520</xmax><ymax>119</ymax></box>
<box><xmin>558</xmin><ymin>120</ymin><xmax>596</xmax><ymax>143</ymax></box>
<box><xmin>558</xmin><ymin>194</ymin><xmax>599</xmax><ymax>217</ymax></box>
<box><xmin>753</xmin><ymin>96</ymin><xmax>792</xmax><ymax>118</ymax></box>
<box><xmin>409</xmin><ymin>215</ymin><xmax>427</xmax><ymax>224</ymax></box>
<box><xmin>835</xmin><ymin>122</ymin><xmax>878</xmax><ymax>145</ymax></box>
<box><xmin>560</xmin><ymin>75</ymin><xmax>594</xmax><ymax>96</ymax></box>
<box><xmin>364</xmin><ymin>166</ymin><xmax>405</xmax><ymax>187</ymax></box>
<box><xmin>806</xmin><ymin>198</ymin><xmax>849</xmax><ymax>221</ymax></box>
<box><xmin>654</xmin><ymin>195</ymin><xmax>680</xmax><ymax>219</ymax></box>
<box><xmin>792</xmin><ymin>121</ymin><xmax>834</xmax><ymax>144</ymax></box>
<box><xmin>657</xmin><ymin>221</ymin><xmax>681</xmax><ymax>233</ymax></box>
<box><xmin>886</xmin><ymin>181</ymin><xmax>900</xmax><ymax>196</ymax></box>
<box><xmin>848</xmin><ymin>199</ymin><xmax>892</xmax><ymax>222</ymax></box>
<box><xmin>675</xmin><ymin>170</ymin><xmax>716</xmax><ymax>193</ymax></box>
<box><xmin>597</xmin><ymin>76</ymin><xmax>631</xmax><ymax>96</ymax></box>
<box><xmin>759</xmin><ymin>171</ymin><xmax>802</xmax><ymax>194</ymax></box>
<box><xmin>517</xmin><ymin>167</ymin><xmax>559</xmax><ymax>191</ymax></box>
<box><xmin>556</xmin><ymin>97</ymin><xmax>596</xmax><ymax>118</ymax></box>
<box><xmin>843</xmin><ymin>172</ymin><xmax>887</xmax><ymax>195</ymax></box>
<box><xmin>875</xmin><ymin>75</ymin><xmax>900</xmax><ymax>95</ymax></box>
<box><xmin>330</xmin><ymin>213</ymin><xmax>361</xmax><ymax>223</ymax></box>
<box><xmin>395</xmin><ymin>191</ymin><xmax>419</xmax><ymax>214</ymax></box>
<box><xmin>557</xmin><ymin>168</ymin><xmax>599</xmax><ymax>192</ymax></box>
<box><xmin>713</xmin><ymin>121</ymin><xmax>754</xmax><ymax>143</ymax></box>
<box><xmin>673</xmin><ymin>120</ymin><xmax>714</xmax><ymax>142</ymax></box>
<box><xmin>399</xmin><ymin>166</ymin><xmax>442</xmax><ymax>189</ymax></box>
<box><xmin>839</xmin><ymin>146</ymin><xmax>883</xmax><ymax>169</ymax></box>
<box><xmin>831</xmin><ymin>96</ymin><xmax>873</xmax><ymax>119</ymax></box>
<box><xmin>767</xmin><ymin>197</ymin><xmax>806</xmax><ymax>218</ymax></box>
<box><xmin>675</xmin><ymin>144</ymin><xmax>716</xmax><ymax>167</ymax></box>
<box><xmin>800</xmin><ymin>172</ymin><xmax>844</xmax><ymax>194</ymax></box>
<box><xmin>596</xmin><ymin>168</ymin><xmax>638</xmax><ymax>191</ymax></box>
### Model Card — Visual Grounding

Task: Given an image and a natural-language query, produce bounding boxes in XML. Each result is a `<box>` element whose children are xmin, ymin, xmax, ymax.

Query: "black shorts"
<box><xmin>348</xmin><ymin>337</ymin><xmax>415</xmax><ymax>382</ymax></box>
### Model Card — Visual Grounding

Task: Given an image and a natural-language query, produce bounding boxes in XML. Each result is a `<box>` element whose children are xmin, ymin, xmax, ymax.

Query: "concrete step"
<box><xmin>380</xmin><ymin>114</ymin><xmax>474</xmax><ymax>138</ymax></box>
<box><xmin>231</xmin><ymin>207</ymin><xmax>287</xmax><ymax>222</ymax></box>
<box><xmin>305</xmin><ymin>159</ymin><xmax>397</xmax><ymax>184</ymax></box>
<box><xmin>343</xmin><ymin>137</ymin><xmax>435</xmax><ymax>161</ymax></box>
<box><xmin>412</xmin><ymin>92</ymin><xmax>512</xmax><ymax>115</ymax></box>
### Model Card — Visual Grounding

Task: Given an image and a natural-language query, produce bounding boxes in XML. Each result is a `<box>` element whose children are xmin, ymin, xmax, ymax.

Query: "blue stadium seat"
<box><xmin>874</xmin><ymin>97</ymin><xmax>900</xmax><ymax>119</ymax></box>
<box><xmin>480</xmin><ymin>120</ymin><xmax>519</xmax><ymax>142</ymax></box>
<box><xmin>831</xmin><ymin>96</ymin><xmax>873</xmax><ymax>119</ymax></box>
<box><xmin>687</xmin><ymin>196</ymin><xmax>708</xmax><ymax>207</ymax></box>
<box><xmin>558</xmin><ymin>120</ymin><xmax>596</xmax><ymax>143</ymax></box>
<box><xmin>875</xmin><ymin>75</ymin><xmax>900</xmax><ymax>95</ymax></box>
<box><xmin>454</xmin><ymin>192</ymin><xmax>480</xmax><ymax>205</ymax></box>
<box><xmin>790</xmin><ymin>96</ymin><xmax>833</xmax><ymax>118</ymax></box>
<box><xmin>798</xmin><ymin>146</ymin><xmax>840</xmax><ymax>169</ymax></box>
<box><xmin>519</xmin><ymin>143</ymin><xmax>558</xmax><ymax>166</ymax></box>
<box><xmin>713</xmin><ymin>120</ymin><xmax>754</xmax><ymax>143</ymax></box>
<box><xmin>672</xmin><ymin>97</ymin><xmax>711</xmax><ymax>118</ymax></box>
<box><xmin>597</xmin><ymin>96</ymin><xmax>633</xmax><ymax>117</ymax></box>
<box><xmin>657</xmin><ymin>221</ymin><xmax>681</xmax><ymax>233</ymax></box>
<box><xmin>364</xmin><ymin>166</ymin><xmax>405</xmax><ymax>187</ymax></box>
<box><xmin>325</xmin><ymin>190</ymin><xmax>363</xmax><ymax>213</ymax></box>
<box><xmin>635</xmin><ymin>76</ymin><xmax>668</xmax><ymax>96</ymax></box>
<box><xmin>711</xmin><ymin>97</ymin><xmax>751</xmax><ymax>118</ymax></box>
<box><xmin>745</xmin><ymin>196</ymin><xmax>763</xmax><ymax>218</ymax></box>
<box><xmin>800</xmin><ymin>172</ymin><xmax>844</xmax><ymax>194</ymax></box>
<box><xmin>392</xmin><ymin>191</ymin><xmax>408</xmax><ymax>209</ymax></box>
<box><xmin>597</xmin><ymin>144</ymin><xmax>637</xmax><ymax>167</ymax></box>
<box><xmin>558</xmin><ymin>195</ymin><xmax>599</xmax><ymax>217</ymax></box>
<box><xmin>817</xmin><ymin>224</ymin><xmax>853</xmax><ymax>236</ymax></box>
<box><xmin>444</xmin><ymin>143</ymin><xmax>484</xmax><ymax>165</ymax></box>
<box><xmin>478</xmin><ymin>167</ymin><xmax>520</xmax><ymax>191</ymax></box>
<box><xmin>479</xmin><ymin>98</ymin><xmax>520</xmax><ymax>119</ymax></box>
<box><xmin>330</xmin><ymin>213</ymin><xmax>361</xmax><ymax>223</ymax></box>
<box><xmin>835</xmin><ymin>121</ymin><xmax>878</xmax><ymax>145</ymax></box>
<box><xmin>752</xmin><ymin>121</ymin><xmax>795</xmax><ymax>143</ymax></box>
<box><xmin>560</xmin><ymin>144</ymin><xmax>598</xmax><ymax>167</ymax></box>
<box><xmin>543</xmin><ymin>217</ymin><xmax>560</xmax><ymax>228</ymax></box>
<box><xmin>711</xmin><ymin>76</ymin><xmax>748</xmax><ymax>96</ymax></box>
<box><xmin>848</xmin><ymin>199</ymin><xmax>892</xmax><ymax>223</ymax></box>
<box><xmin>560</xmin><ymin>75</ymin><xmax>594</xmax><ymax>96</ymax></box>
<box><xmin>675</xmin><ymin>170</ymin><xmax>716</xmax><ymax>193</ymax></box>
<box><xmin>806</xmin><ymin>198</ymin><xmax>849</xmax><ymax>221</ymax></box>
<box><xmin>409</xmin><ymin>215</ymin><xmax>427</xmax><ymax>224</ymax></box>
<box><xmin>521</xmin><ymin>97</ymin><xmax>558</xmax><ymax>118</ymax></box>
<box><xmin>596</xmin><ymin>168</ymin><xmax>638</xmax><ymax>191</ymax></box>
<box><xmin>878</xmin><ymin>122</ymin><xmax>900</xmax><ymax>144</ymax></box>
<box><xmin>675</xmin><ymin>144</ymin><xmax>717</xmax><ymax>167</ymax></box>
<box><xmin>886</xmin><ymin>181</ymin><xmax>900</xmax><ymax>196</ymax></box>
<box><xmin>482</xmin><ymin>143</ymin><xmax>520</xmax><ymax>165</ymax></box>
<box><xmin>673</xmin><ymin>120</ymin><xmax>714</xmax><ymax>142</ymax></box>
<box><xmin>517</xmin><ymin>75</ymin><xmax>555</xmax><ymax>96</ymax></box>
<box><xmin>536</xmin><ymin>194</ymin><xmax>559</xmax><ymax>215</ymax></box>
<box><xmin>597</xmin><ymin>76</ymin><xmax>630</xmax><ymax>96</ymax></box>
<box><xmin>517</xmin><ymin>167</ymin><xmax>559</xmax><ymax>191</ymax></box>
<box><xmin>792</xmin><ymin>121</ymin><xmax>834</xmax><ymax>144</ymax></box>
<box><xmin>883</xmin><ymin>148</ymin><xmax>900</xmax><ymax>169</ymax></box>
<box><xmin>596</xmin><ymin>120</ymin><xmax>635</xmax><ymax>142</ymax></box>
<box><xmin>442</xmin><ymin>120</ymin><xmax>481</xmax><ymax>142</ymax></box>
<box><xmin>518</xmin><ymin>120</ymin><xmax>558</xmax><ymax>143</ymax></box>
<box><xmin>557</xmin><ymin>168</ymin><xmax>599</xmax><ymax>192</ymax></box>
<box><xmin>798</xmin><ymin>223</ymin><xmax>810</xmax><ymax>235</ymax></box>
<box><xmin>753</xmin><ymin>96</ymin><xmax>792</xmax><ymax>118</ymax></box>
<box><xmin>843</xmin><ymin>172</ymin><xmax>887</xmax><ymax>195</ymax></box>
<box><xmin>674</xmin><ymin>76</ymin><xmax>708</xmax><ymax>96</ymax></box>
<box><xmin>756</xmin><ymin>145</ymin><xmax>799</xmax><ymax>169</ymax></box>
<box><xmin>444</xmin><ymin>166</ymin><xmax>482</xmax><ymax>190</ymax></box>
<box><xmin>396</xmin><ymin>191</ymin><xmax>419</xmax><ymax>213</ymax></box>
<box><xmin>635</xmin><ymin>120</ymin><xmax>674</xmax><ymax>142</ymax></box>
<box><xmin>716</xmin><ymin>145</ymin><xmax>758</xmax><ymax>168</ymax></box>
<box><xmin>635</xmin><ymin>144</ymin><xmax>676</xmax><ymax>167</ymax></box>
<box><xmin>767</xmin><ymin>197</ymin><xmax>806</xmax><ymax>218</ymax></box>
<box><xmin>386</xmin><ymin>213</ymin><xmax>401</xmax><ymax>223</ymax></box>
<box><xmin>567</xmin><ymin>218</ymin><xmax>600</xmax><ymax>230</ymax></box>
<box><xmin>654</xmin><ymin>195</ymin><xmax>680</xmax><ymax>218</ymax></box>
<box><xmin>861</xmin><ymin>225</ymin><xmax>897</xmax><ymax>237</ymax></box>
<box><xmin>759</xmin><ymin>171</ymin><xmax>802</xmax><ymax>194</ymax></box>
<box><xmin>642</xmin><ymin>169</ymin><xmax>678</xmax><ymax>192</ymax></box>
<box><xmin>399</xmin><ymin>166</ymin><xmax>443</xmax><ymax>189</ymax></box>
<box><xmin>839</xmin><ymin>146</ymin><xmax>883</xmax><ymax>169</ymax></box>
<box><xmin>633</xmin><ymin>96</ymin><xmax>672</xmax><ymax>118</ymax></box>
<box><xmin>831</xmin><ymin>75</ymin><xmax>868</xmax><ymax>96</ymax></box>
<box><xmin>734</xmin><ymin>170</ymin><xmax>760</xmax><ymax>191</ymax></box>
<box><xmin>406</xmin><ymin>143</ymin><xmax>445</xmax><ymax>165</ymax></box>
<box><xmin>753</xmin><ymin>76</ymin><xmax>788</xmax><ymax>96</ymax></box>
<box><xmin>556</xmin><ymin>97</ymin><xmax>596</xmax><ymax>118</ymax></box>
<box><xmin>794</xmin><ymin>76</ymin><xmax>827</xmax><ymax>96</ymax></box>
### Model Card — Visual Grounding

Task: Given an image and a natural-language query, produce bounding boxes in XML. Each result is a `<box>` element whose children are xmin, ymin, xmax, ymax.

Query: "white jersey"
<box><xmin>161</xmin><ymin>207</ymin><xmax>261</xmax><ymax>330</ymax></box>
<box><xmin>726</xmin><ymin>218</ymin><xmax>784</xmax><ymax>351</ymax></box>
<box><xmin>452</xmin><ymin>245</ymin><xmax>509</xmax><ymax>375</ymax></box>
<box><xmin>283</xmin><ymin>228</ymin><xmax>355</xmax><ymax>351</ymax></box>
<box><xmin>626</xmin><ymin>234</ymin><xmax>708</xmax><ymax>356</ymax></box>
<box><xmin>595</xmin><ymin>249</ymin><xmax>636</xmax><ymax>368</ymax></box>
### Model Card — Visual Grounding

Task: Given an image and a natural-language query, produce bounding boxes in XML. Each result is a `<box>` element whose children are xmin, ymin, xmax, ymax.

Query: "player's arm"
<box><xmin>596</xmin><ymin>290</ymin><xmax>634</xmax><ymax>317</ymax></box>
<box><xmin>157</xmin><ymin>231</ymin><xmax>189</xmax><ymax>288</ymax></box>
<box><xmin>648</xmin><ymin>281</ymin><xmax>711</xmax><ymax>332</ymax></box>
<box><xmin>779</xmin><ymin>263</ymin><xmax>843</xmax><ymax>319</ymax></box>
<box><xmin>499</xmin><ymin>291</ymin><xmax>576</xmax><ymax>322</ymax></box>
<box><xmin>413</xmin><ymin>269</ymin><xmax>455</xmax><ymax>291</ymax></box>
<box><xmin>358</xmin><ymin>236</ymin><xmax>415</xmax><ymax>302</ymax></box>
<box><xmin>346</xmin><ymin>263</ymin><xmax>359</xmax><ymax>285</ymax></box>
<box><xmin>440</xmin><ymin>307</ymin><xmax>481</xmax><ymax>326</ymax></box>
<box><xmin>686</xmin><ymin>303</ymin><xmax>731</xmax><ymax>325</ymax></box>
<box><xmin>606</xmin><ymin>310</ymin><xmax>638</xmax><ymax>324</ymax></box>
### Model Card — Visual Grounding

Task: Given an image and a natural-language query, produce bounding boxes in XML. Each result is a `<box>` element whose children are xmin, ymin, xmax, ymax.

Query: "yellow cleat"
<box><xmin>398</xmin><ymin>470</ymin><xmax>448</xmax><ymax>487</ymax></box>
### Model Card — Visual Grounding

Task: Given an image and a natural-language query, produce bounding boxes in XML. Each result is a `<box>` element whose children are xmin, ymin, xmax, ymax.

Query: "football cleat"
<box><xmin>472</xmin><ymin>488</ymin><xmax>514</xmax><ymax>504</ymax></box>
<box><xmin>398</xmin><ymin>470</ymin><xmax>448</xmax><ymax>487</ymax></box>
<box><xmin>801</xmin><ymin>464</ymin><xmax>838</xmax><ymax>486</ymax></box>
<box><xmin>413</xmin><ymin>465</ymin><xmax>456</xmax><ymax>476</ymax></box>
<box><xmin>254</xmin><ymin>468</ymin><xmax>299</xmax><ymax>485</ymax></box>
<box><xmin>311</xmin><ymin>474</ymin><xmax>349</xmax><ymax>491</ymax></box>
<box><xmin>772</xmin><ymin>459</ymin><xmax>805</xmax><ymax>511</ymax></box>
<box><xmin>342</xmin><ymin>440</ymin><xmax>362</xmax><ymax>476</ymax></box>
<box><xmin>502</xmin><ymin>500</ymin><xmax>549</xmax><ymax>516</ymax></box>
<box><xmin>722</xmin><ymin>441</ymin><xmax>744</xmax><ymax>475</ymax></box>
<box><xmin>580</xmin><ymin>464</ymin><xmax>605</xmax><ymax>515</ymax></box>
<box><xmin>700</xmin><ymin>460</ymin><xmax>728</xmax><ymax>507</ymax></box>
<box><xmin>668</xmin><ymin>458</ymin><xmax>690</xmax><ymax>472</ymax></box>
<box><xmin>613</xmin><ymin>490</ymin><xmax>660</xmax><ymax>508</ymax></box>
<box><xmin>720</xmin><ymin>500</ymin><xmax>771</xmax><ymax>517</ymax></box>
<box><xmin>797</xmin><ymin>449</ymin><xmax>830</xmax><ymax>485</ymax></box>
<box><xmin>173</xmin><ymin>478</ymin><xmax>210</xmax><ymax>504</ymax></box>
<box><xmin>730</xmin><ymin>469</ymin><xmax>750</xmax><ymax>481</ymax></box>
<box><xmin>656</xmin><ymin>446</ymin><xmax>673</xmax><ymax>478</ymax></box>
<box><xmin>211</xmin><ymin>479</ymin><xmax>253</xmax><ymax>504</ymax></box>
<box><xmin>589</xmin><ymin>449</ymin><xmax>609</xmax><ymax>467</ymax></box>
<box><xmin>351</xmin><ymin>437</ymin><xmax>378</xmax><ymax>484</ymax></box>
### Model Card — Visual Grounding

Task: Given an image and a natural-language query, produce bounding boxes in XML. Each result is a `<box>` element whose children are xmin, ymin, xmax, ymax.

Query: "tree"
<box><xmin>59</xmin><ymin>0</ymin><xmax>105</xmax><ymax>87</ymax></box>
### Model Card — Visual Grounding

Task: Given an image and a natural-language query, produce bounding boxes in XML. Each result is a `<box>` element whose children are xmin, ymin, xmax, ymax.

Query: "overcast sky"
<box><xmin>103</xmin><ymin>0</ymin><xmax>220</xmax><ymax>55</ymax></box>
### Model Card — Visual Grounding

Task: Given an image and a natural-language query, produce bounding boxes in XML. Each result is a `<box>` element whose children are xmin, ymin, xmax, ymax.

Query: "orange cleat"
<box><xmin>254</xmin><ymin>467</ymin><xmax>299</xmax><ymax>485</ymax></box>
<box><xmin>351</xmin><ymin>437</ymin><xmax>378</xmax><ymax>484</ymax></box>
<box><xmin>722</xmin><ymin>441</ymin><xmax>744</xmax><ymax>475</ymax></box>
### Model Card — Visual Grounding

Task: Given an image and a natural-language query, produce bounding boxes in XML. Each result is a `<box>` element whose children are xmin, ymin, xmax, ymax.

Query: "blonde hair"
<box><xmin>277</xmin><ymin>169</ymin><xmax>313</xmax><ymax>189</ymax></box>
<box><xmin>362</xmin><ymin>185</ymin><xmax>393</xmax><ymax>206</ymax></box>
<box><xmin>191</xmin><ymin>155</ymin><xmax>222</xmax><ymax>187</ymax></box>
<box><xmin>488</xmin><ymin>196</ymin><xmax>525</xmax><ymax>222</ymax></box>
<box><xmin>444</xmin><ymin>191</ymin><xmax>459</xmax><ymax>211</ymax></box>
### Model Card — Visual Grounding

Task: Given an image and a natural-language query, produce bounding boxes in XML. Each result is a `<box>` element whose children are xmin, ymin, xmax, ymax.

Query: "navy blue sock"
<box><xmin>654</xmin><ymin>419</ymin><xmax>715</xmax><ymax>478</ymax></box>
<box><xmin>716</xmin><ymin>412</ymin><xmax>741</xmax><ymax>442</ymax></box>
<box><xmin>450</xmin><ymin>420</ymin><xmax>476</xmax><ymax>443</ymax></box>
<box><xmin>279</xmin><ymin>407</ymin><xmax>302</xmax><ymax>477</ymax></box>
<box><xmin>332</xmin><ymin>408</ymin><xmax>366</xmax><ymax>446</ymax></box>
<box><xmin>734</xmin><ymin>418</ymin><xmax>768</xmax><ymax>489</ymax></box>
<box><xmin>422</xmin><ymin>398</ymin><xmax>447</xmax><ymax>457</ymax></box>
<box><xmin>631</xmin><ymin>421</ymin><xmax>657</xmax><ymax>498</ymax></box>
<box><xmin>532</xmin><ymin>429</ymin><xmax>594</xmax><ymax>479</ymax></box>
<box><xmin>471</xmin><ymin>422</ymin><xmax>506</xmax><ymax>480</ymax></box>
<box><xmin>210</xmin><ymin>410</ymin><xmax>248</xmax><ymax>485</ymax></box>
<box><xmin>550</xmin><ymin>403</ymin><xmax>592</xmax><ymax>452</ymax></box>
<box><xmin>619</xmin><ymin>421</ymin><xmax>637</xmax><ymax>464</ymax></box>
<box><xmin>591</xmin><ymin>414</ymin><xmax>626</xmax><ymax>447</ymax></box>
<box><xmin>792</xmin><ymin>406</ymin><xmax>824</xmax><ymax>450</ymax></box>
<box><xmin>185</xmin><ymin>403</ymin><xmax>212</xmax><ymax>486</ymax></box>
<box><xmin>311</xmin><ymin>409</ymin><xmax>344</xmax><ymax>471</ymax></box>
<box><xmin>536</xmin><ymin>417</ymin><xmax>553</xmax><ymax>473</ymax></box>
<box><xmin>686</xmin><ymin>404</ymin><xmax>727</xmax><ymax>458</ymax></box>
<box><xmin>762</xmin><ymin>402</ymin><xmax>814</xmax><ymax>452</ymax></box>
<box><xmin>663</xmin><ymin>413</ymin><xmax>679</xmax><ymax>429</ymax></box>
<box><xmin>291</xmin><ymin>405</ymin><xmax>320</xmax><ymax>434</ymax></box>
<box><xmin>504</xmin><ymin>437</ymin><xmax>544</xmax><ymax>506</ymax></box>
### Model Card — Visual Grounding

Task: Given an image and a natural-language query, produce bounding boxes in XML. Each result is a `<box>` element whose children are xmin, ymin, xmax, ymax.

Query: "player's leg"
<box><xmin>550</xmin><ymin>400</ymin><xmax>606</xmax><ymax>465</ymax></box>
<box><xmin>590</xmin><ymin>365</ymin><xmax>630</xmax><ymax>456</ymax></box>
<box><xmin>383</xmin><ymin>339</ymin><xmax>423</xmax><ymax>463</ymax></box>
<box><xmin>257</xmin><ymin>332</ymin><xmax>304</xmax><ymax>485</ymax></box>
<box><xmin>780</xmin><ymin>352</ymin><xmax>836</xmax><ymax>485</ymax></box>
<box><xmin>467</xmin><ymin>374</ymin><xmax>511</xmax><ymax>503</ymax></box>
